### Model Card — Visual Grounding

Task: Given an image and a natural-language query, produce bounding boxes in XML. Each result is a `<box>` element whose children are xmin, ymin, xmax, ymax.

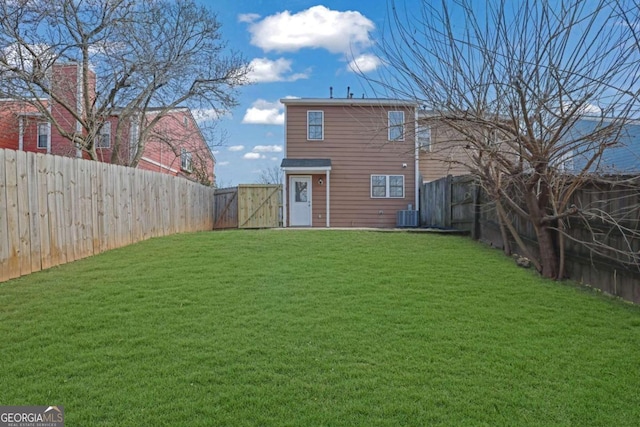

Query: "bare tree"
<box><xmin>372</xmin><ymin>0</ymin><xmax>640</xmax><ymax>278</ymax></box>
<box><xmin>257</xmin><ymin>165</ymin><xmax>284</xmax><ymax>185</ymax></box>
<box><xmin>0</xmin><ymin>0</ymin><xmax>248</xmax><ymax>165</ymax></box>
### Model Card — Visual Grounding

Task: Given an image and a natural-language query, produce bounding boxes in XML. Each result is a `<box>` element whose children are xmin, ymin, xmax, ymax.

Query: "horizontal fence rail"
<box><xmin>0</xmin><ymin>149</ymin><xmax>215</xmax><ymax>282</ymax></box>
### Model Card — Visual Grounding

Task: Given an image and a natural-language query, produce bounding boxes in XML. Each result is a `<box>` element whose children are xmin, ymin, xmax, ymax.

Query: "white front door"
<box><xmin>289</xmin><ymin>176</ymin><xmax>312</xmax><ymax>226</ymax></box>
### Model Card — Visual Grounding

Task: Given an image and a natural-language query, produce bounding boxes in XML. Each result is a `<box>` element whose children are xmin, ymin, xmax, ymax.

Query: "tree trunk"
<box><xmin>535</xmin><ymin>223</ymin><xmax>559</xmax><ymax>279</ymax></box>
<box><xmin>524</xmin><ymin>188</ymin><xmax>559</xmax><ymax>279</ymax></box>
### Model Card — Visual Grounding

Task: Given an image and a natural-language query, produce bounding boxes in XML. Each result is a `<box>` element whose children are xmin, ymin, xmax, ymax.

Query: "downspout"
<box><xmin>282</xmin><ymin>103</ymin><xmax>288</xmax><ymax>227</ymax></box>
<box><xmin>326</xmin><ymin>170</ymin><xmax>330</xmax><ymax>227</ymax></box>
<box><xmin>414</xmin><ymin>106</ymin><xmax>420</xmax><ymax>209</ymax></box>
<box><xmin>47</xmin><ymin>104</ymin><xmax>52</xmax><ymax>154</ymax></box>
<box><xmin>75</xmin><ymin>62</ymin><xmax>83</xmax><ymax>158</ymax></box>
<box><xmin>18</xmin><ymin>116</ymin><xmax>24</xmax><ymax>151</ymax></box>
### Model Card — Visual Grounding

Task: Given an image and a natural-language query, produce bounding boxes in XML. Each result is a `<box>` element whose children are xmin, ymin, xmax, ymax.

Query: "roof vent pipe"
<box><xmin>347</xmin><ymin>86</ymin><xmax>350</xmax><ymax>98</ymax></box>
<box><xmin>329</xmin><ymin>86</ymin><xmax>333</xmax><ymax>99</ymax></box>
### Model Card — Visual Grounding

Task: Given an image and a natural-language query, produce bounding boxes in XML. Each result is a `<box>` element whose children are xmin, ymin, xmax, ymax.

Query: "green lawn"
<box><xmin>1</xmin><ymin>230</ymin><xmax>639</xmax><ymax>426</ymax></box>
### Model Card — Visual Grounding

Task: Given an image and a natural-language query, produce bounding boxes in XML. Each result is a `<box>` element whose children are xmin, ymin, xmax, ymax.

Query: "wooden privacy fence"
<box><xmin>214</xmin><ymin>184</ymin><xmax>282</xmax><ymax>229</ymax></box>
<box><xmin>422</xmin><ymin>173</ymin><xmax>640</xmax><ymax>303</ymax></box>
<box><xmin>420</xmin><ymin>174</ymin><xmax>478</xmax><ymax>235</ymax></box>
<box><xmin>0</xmin><ymin>149</ymin><xmax>215</xmax><ymax>282</ymax></box>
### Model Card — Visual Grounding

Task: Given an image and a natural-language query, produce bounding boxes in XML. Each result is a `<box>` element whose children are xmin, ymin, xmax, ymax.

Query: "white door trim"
<box><xmin>289</xmin><ymin>175</ymin><xmax>312</xmax><ymax>226</ymax></box>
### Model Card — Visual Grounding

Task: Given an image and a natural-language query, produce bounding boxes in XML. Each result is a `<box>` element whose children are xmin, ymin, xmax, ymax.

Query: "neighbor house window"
<box><xmin>37</xmin><ymin>123</ymin><xmax>48</xmax><ymax>149</ymax></box>
<box><xmin>307</xmin><ymin>111</ymin><xmax>324</xmax><ymax>140</ymax></box>
<box><xmin>388</xmin><ymin>111</ymin><xmax>404</xmax><ymax>141</ymax></box>
<box><xmin>418</xmin><ymin>125</ymin><xmax>431</xmax><ymax>151</ymax></box>
<box><xmin>96</xmin><ymin>122</ymin><xmax>111</xmax><ymax>148</ymax></box>
<box><xmin>181</xmin><ymin>148</ymin><xmax>193</xmax><ymax>172</ymax></box>
<box><xmin>371</xmin><ymin>175</ymin><xmax>404</xmax><ymax>198</ymax></box>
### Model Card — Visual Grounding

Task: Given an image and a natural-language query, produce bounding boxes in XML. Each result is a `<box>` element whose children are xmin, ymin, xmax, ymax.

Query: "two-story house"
<box><xmin>280</xmin><ymin>98</ymin><xmax>419</xmax><ymax>228</ymax></box>
<box><xmin>0</xmin><ymin>63</ymin><xmax>215</xmax><ymax>185</ymax></box>
<box><xmin>416</xmin><ymin>110</ymin><xmax>476</xmax><ymax>182</ymax></box>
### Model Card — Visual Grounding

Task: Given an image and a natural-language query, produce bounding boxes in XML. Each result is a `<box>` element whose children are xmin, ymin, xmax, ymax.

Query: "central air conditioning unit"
<box><xmin>396</xmin><ymin>210</ymin><xmax>419</xmax><ymax>227</ymax></box>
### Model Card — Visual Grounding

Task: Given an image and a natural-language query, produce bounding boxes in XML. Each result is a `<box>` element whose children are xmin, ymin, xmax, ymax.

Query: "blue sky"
<box><xmin>197</xmin><ymin>0</ymin><xmax>391</xmax><ymax>186</ymax></box>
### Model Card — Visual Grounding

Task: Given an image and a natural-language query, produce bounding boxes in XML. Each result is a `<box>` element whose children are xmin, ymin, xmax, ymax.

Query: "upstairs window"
<box><xmin>307</xmin><ymin>111</ymin><xmax>324</xmax><ymax>140</ymax></box>
<box><xmin>181</xmin><ymin>148</ymin><xmax>193</xmax><ymax>172</ymax></box>
<box><xmin>96</xmin><ymin>122</ymin><xmax>111</xmax><ymax>148</ymax></box>
<box><xmin>37</xmin><ymin>123</ymin><xmax>48</xmax><ymax>149</ymax></box>
<box><xmin>418</xmin><ymin>125</ymin><xmax>431</xmax><ymax>151</ymax></box>
<box><xmin>371</xmin><ymin>175</ymin><xmax>404</xmax><ymax>198</ymax></box>
<box><xmin>388</xmin><ymin>111</ymin><xmax>405</xmax><ymax>141</ymax></box>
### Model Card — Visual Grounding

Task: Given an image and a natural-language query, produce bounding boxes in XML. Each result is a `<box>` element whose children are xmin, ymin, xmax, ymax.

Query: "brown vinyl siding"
<box><xmin>418</xmin><ymin>121</ymin><xmax>473</xmax><ymax>182</ymax></box>
<box><xmin>285</xmin><ymin>104</ymin><xmax>416</xmax><ymax>228</ymax></box>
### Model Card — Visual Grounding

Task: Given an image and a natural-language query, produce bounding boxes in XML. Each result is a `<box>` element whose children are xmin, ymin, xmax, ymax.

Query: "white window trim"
<box><xmin>96</xmin><ymin>121</ymin><xmax>111</xmax><ymax>149</ymax></box>
<box><xmin>418</xmin><ymin>124</ymin><xmax>431</xmax><ymax>152</ymax></box>
<box><xmin>37</xmin><ymin>122</ymin><xmax>48</xmax><ymax>149</ymax></box>
<box><xmin>370</xmin><ymin>174</ymin><xmax>405</xmax><ymax>198</ymax></box>
<box><xmin>307</xmin><ymin>110</ymin><xmax>324</xmax><ymax>141</ymax></box>
<box><xmin>388</xmin><ymin>111</ymin><xmax>405</xmax><ymax>141</ymax></box>
<box><xmin>181</xmin><ymin>148</ymin><xmax>193</xmax><ymax>173</ymax></box>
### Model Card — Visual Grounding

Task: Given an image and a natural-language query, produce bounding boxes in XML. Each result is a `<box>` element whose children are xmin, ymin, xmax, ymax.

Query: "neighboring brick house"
<box><xmin>280</xmin><ymin>98</ymin><xmax>419</xmax><ymax>228</ymax></box>
<box><xmin>0</xmin><ymin>63</ymin><xmax>215</xmax><ymax>185</ymax></box>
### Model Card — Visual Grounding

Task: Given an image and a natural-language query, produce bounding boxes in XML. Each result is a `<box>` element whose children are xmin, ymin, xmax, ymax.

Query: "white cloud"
<box><xmin>561</xmin><ymin>102</ymin><xmax>602</xmax><ymax>116</ymax></box>
<box><xmin>217</xmin><ymin>161</ymin><xmax>230</xmax><ymax>166</ymax></box>
<box><xmin>347</xmin><ymin>53</ymin><xmax>382</xmax><ymax>73</ymax></box>
<box><xmin>247</xmin><ymin>57</ymin><xmax>309</xmax><ymax>83</ymax></box>
<box><xmin>242</xmin><ymin>99</ymin><xmax>284</xmax><ymax>125</ymax></box>
<box><xmin>2</xmin><ymin>43</ymin><xmax>53</xmax><ymax>71</ymax></box>
<box><xmin>191</xmin><ymin>108</ymin><xmax>226</xmax><ymax>123</ymax></box>
<box><xmin>271</xmin><ymin>157</ymin><xmax>279</xmax><ymax>161</ymax></box>
<box><xmin>245</xmin><ymin>5</ymin><xmax>375</xmax><ymax>54</ymax></box>
<box><xmin>580</xmin><ymin>104</ymin><xmax>602</xmax><ymax>115</ymax></box>
<box><xmin>238</xmin><ymin>13</ymin><xmax>261</xmax><ymax>23</ymax></box>
<box><xmin>253</xmin><ymin>145</ymin><xmax>283</xmax><ymax>153</ymax></box>
<box><xmin>228</xmin><ymin>145</ymin><xmax>245</xmax><ymax>152</ymax></box>
<box><xmin>243</xmin><ymin>152</ymin><xmax>264</xmax><ymax>160</ymax></box>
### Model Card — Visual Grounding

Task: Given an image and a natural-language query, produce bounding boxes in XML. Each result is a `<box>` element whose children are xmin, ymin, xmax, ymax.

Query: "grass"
<box><xmin>1</xmin><ymin>230</ymin><xmax>639</xmax><ymax>426</ymax></box>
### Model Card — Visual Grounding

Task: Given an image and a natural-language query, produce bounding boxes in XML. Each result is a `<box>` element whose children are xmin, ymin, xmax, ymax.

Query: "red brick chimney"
<box><xmin>49</xmin><ymin>63</ymin><xmax>96</xmax><ymax>157</ymax></box>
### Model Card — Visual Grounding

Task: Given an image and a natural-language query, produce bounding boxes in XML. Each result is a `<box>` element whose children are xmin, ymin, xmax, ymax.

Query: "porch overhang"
<box><xmin>281</xmin><ymin>158</ymin><xmax>332</xmax><ymax>174</ymax></box>
<box><xmin>281</xmin><ymin>158</ymin><xmax>332</xmax><ymax>228</ymax></box>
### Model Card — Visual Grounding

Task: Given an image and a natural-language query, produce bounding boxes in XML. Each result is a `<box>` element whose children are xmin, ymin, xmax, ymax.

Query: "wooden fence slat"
<box><xmin>37</xmin><ymin>154</ymin><xmax>52</xmax><ymax>270</ymax></box>
<box><xmin>77</xmin><ymin>157</ymin><xmax>91</xmax><ymax>259</ymax></box>
<box><xmin>89</xmin><ymin>160</ymin><xmax>99</xmax><ymax>254</ymax></box>
<box><xmin>27</xmin><ymin>152</ymin><xmax>42</xmax><ymax>273</ymax></box>
<box><xmin>0</xmin><ymin>150</ymin><xmax>10</xmax><ymax>281</ymax></box>
<box><xmin>16</xmin><ymin>150</ymin><xmax>32</xmax><ymax>275</ymax></box>
<box><xmin>5</xmin><ymin>149</ymin><xmax>21</xmax><ymax>279</ymax></box>
<box><xmin>52</xmin><ymin>156</ymin><xmax>66</xmax><ymax>264</ymax></box>
<box><xmin>64</xmin><ymin>157</ymin><xmax>77</xmax><ymax>263</ymax></box>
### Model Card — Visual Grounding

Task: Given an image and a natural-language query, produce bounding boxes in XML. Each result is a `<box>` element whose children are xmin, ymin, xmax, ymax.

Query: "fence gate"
<box><xmin>214</xmin><ymin>184</ymin><xmax>282</xmax><ymax>229</ymax></box>
<box><xmin>214</xmin><ymin>187</ymin><xmax>239</xmax><ymax>229</ymax></box>
<box><xmin>238</xmin><ymin>184</ymin><xmax>282</xmax><ymax>228</ymax></box>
